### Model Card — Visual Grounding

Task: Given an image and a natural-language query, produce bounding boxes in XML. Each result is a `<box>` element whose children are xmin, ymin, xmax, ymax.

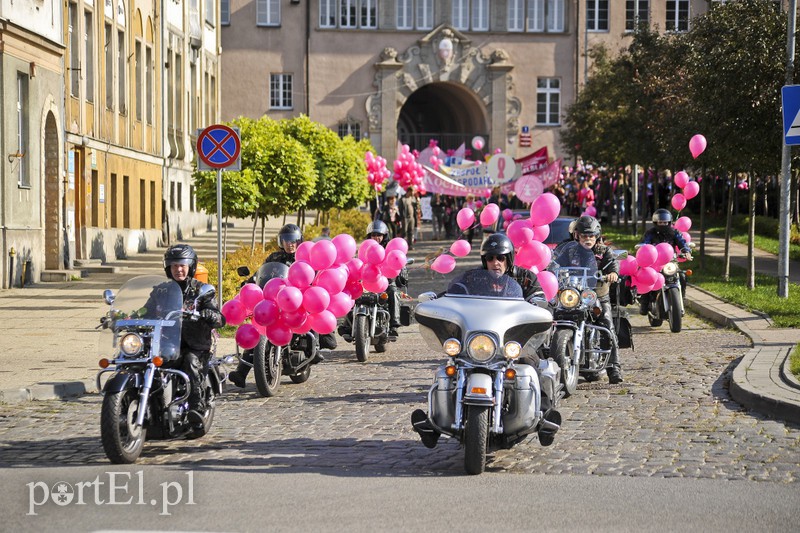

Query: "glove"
<box><xmin>200</xmin><ymin>308</ymin><xmax>219</xmax><ymax>324</ymax></box>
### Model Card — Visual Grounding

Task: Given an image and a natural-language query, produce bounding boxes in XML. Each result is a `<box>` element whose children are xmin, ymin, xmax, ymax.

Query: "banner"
<box><xmin>514</xmin><ymin>159</ymin><xmax>562</xmax><ymax>203</ymax></box>
<box><xmin>516</xmin><ymin>147</ymin><xmax>549</xmax><ymax>175</ymax></box>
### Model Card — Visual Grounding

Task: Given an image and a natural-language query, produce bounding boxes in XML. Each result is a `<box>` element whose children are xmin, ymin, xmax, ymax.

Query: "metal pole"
<box><xmin>779</xmin><ymin>0</ymin><xmax>797</xmax><ymax>298</ymax></box>
<box><xmin>216</xmin><ymin>168</ymin><xmax>223</xmax><ymax>307</ymax></box>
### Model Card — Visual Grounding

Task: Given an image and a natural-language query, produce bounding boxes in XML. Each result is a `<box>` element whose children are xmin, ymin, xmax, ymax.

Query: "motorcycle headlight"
<box><xmin>662</xmin><ymin>262</ymin><xmax>678</xmax><ymax>276</ymax></box>
<box><xmin>581</xmin><ymin>289</ymin><xmax>597</xmax><ymax>307</ymax></box>
<box><xmin>503</xmin><ymin>341</ymin><xmax>521</xmax><ymax>359</ymax></box>
<box><xmin>119</xmin><ymin>333</ymin><xmax>143</xmax><ymax>356</ymax></box>
<box><xmin>558</xmin><ymin>288</ymin><xmax>581</xmax><ymax>309</ymax></box>
<box><xmin>467</xmin><ymin>334</ymin><xmax>497</xmax><ymax>363</ymax></box>
<box><xmin>443</xmin><ymin>338</ymin><xmax>461</xmax><ymax>357</ymax></box>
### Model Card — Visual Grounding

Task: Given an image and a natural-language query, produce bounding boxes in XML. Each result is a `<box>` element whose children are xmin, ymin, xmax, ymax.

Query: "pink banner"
<box><xmin>515</xmin><ymin>147</ymin><xmax>549</xmax><ymax>175</ymax></box>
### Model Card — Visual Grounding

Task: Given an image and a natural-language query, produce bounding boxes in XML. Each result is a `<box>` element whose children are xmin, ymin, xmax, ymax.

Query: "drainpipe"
<box><xmin>305</xmin><ymin>0</ymin><xmax>310</xmax><ymax>116</ymax></box>
<box><xmin>9</xmin><ymin>247</ymin><xmax>15</xmax><ymax>288</ymax></box>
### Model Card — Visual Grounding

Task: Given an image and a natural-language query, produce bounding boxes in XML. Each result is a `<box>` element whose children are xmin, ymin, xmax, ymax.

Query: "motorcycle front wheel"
<box><xmin>254</xmin><ymin>337</ymin><xmax>282</xmax><ymax>397</ymax></box>
<box><xmin>667</xmin><ymin>287</ymin><xmax>682</xmax><ymax>333</ymax></box>
<box><xmin>648</xmin><ymin>294</ymin><xmax>664</xmax><ymax>327</ymax></box>
<box><xmin>101</xmin><ymin>389</ymin><xmax>145</xmax><ymax>464</ymax></box>
<box><xmin>464</xmin><ymin>405</ymin><xmax>489</xmax><ymax>475</ymax></box>
<box><xmin>551</xmin><ymin>328</ymin><xmax>578</xmax><ymax>397</ymax></box>
<box><xmin>354</xmin><ymin>315</ymin><xmax>370</xmax><ymax>362</ymax></box>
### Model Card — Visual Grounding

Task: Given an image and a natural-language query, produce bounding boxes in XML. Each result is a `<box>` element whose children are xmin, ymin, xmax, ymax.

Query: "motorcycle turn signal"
<box><xmin>445</xmin><ymin>365</ymin><xmax>457</xmax><ymax>377</ymax></box>
<box><xmin>99</xmin><ymin>358</ymin><xmax>110</xmax><ymax>369</ymax></box>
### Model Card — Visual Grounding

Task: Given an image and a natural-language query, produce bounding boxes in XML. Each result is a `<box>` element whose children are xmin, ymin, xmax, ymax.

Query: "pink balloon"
<box><xmin>507</xmin><ymin>220</ymin><xmax>534</xmax><ymax>247</ymax></box>
<box><xmin>253</xmin><ymin>322</ymin><xmax>267</xmax><ymax>336</ymax></box>
<box><xmin>683</xmin><ymin>180</ymin><xmax>699</xmax><ymax>200</ymax></box>
<box><xmin>689</xmin><ymin>134</ymin><xmax>707</xmax><ymax>159</ymax></box>
<box><xmin>450</xmin><ymin>239</ymin><xmax>471</xmax><ymax>257</ymax></box>
<box><xmin>292</xmin><ymin>317</ymin><xmax>314</xmax><ymax>335</ymax></box>
<box><xmin>295</xmin><ymin>241</ymin><xmax>314</xmax><ymax>263</ymax></box>
<box><xmin>309</xmin><ymin>240</ymin><xmax>337</xmax><ymax>270</ymax></box>
<box><xmin>457</xmin><ymin>208</ymin><xmax>476</xmax><ymax>231</ymax></box>
<box><xmin>637</xmin><ymin>266</ymin><xmax>658</xmax><ymax>286</ymax></box>
<box><xmin>636</xmin><ymin>244</ymin><xmax>658</xmax><ymax>268</ymax></box>
<box><xmin>345</xmin><ymin>258</ymin><xmax>364</xmax><ymax>282</ymax></box>
<box><xmin>332</xmin><ymin>233</ymin><xmax>357</xmax><ymax>264</ymax></box>
<box><xmin>681</xmin><ymin>231</ymin><xmax>692</xmax><ymax>243</ymax></box>
<box><xmin>308</xmin><ymin>310</ymin><xmax>337</xmax><ymax>335</ymax></box>
<box><xmin>532</xmin><ymin>224</ymin><xmax>550</xmax><ymax>242</ymax></box>
<box><xmin>303</xmin><ymin>286</ymin><xmax>331</xmax><ymax>314</ymax></box>
<box><xmin>502</xmin><ymin>208</ymin><xmax>514</xmax><ymax>221</ymax></box>
<box><xmin>287</xmin><ymin>261</ymin><xmax>316</xmax><ymax>289</ymax></box>
<box><xmin>651</xmin><ymin>273</ymin><xmax>666</xmax><ymax>292</ymax></box>
<box><xmin>530</xmin><ymin>240</ymin><xmax>552</xmax><ymax>271</ymax></box>
<box><xmin>655</xmin><ymin>242</ymin><xmax>675</xmax><ymax>267</ymax></box>
<box><xmin>674</xmin><ymin>171</ymin><xmax>690</xmax><ymax>189</ymax></box>
<box><xmin>327</xmin><ymin>291</ymin><xmax>355</xmax><ymax>318</ymax></box>
<box><xmin>480</xmin><ymin>203</ymin><xmax>501</xmax><ymax>226</ymax></box>
<box><xmin>530</xmin><ymin>193</ymin><xmax>560</xmax><ymax>226</ymax></box>
<box><xmin>345</xmin><ymin>280</ymin><xmax>364</xmax><ymax>300</ymax></box>
<box><xmin>514</xmin><ymin>242</ymin><xmax>537</xmax><ymax>270</ymax></box>
<box><xmin>282</xmin><ymin>310</ymin><xmax>308</xmax><ymax>329</ymax></box>
<box><xmin>239</xmin><ymin>283</ymin><xmax>264</xmax><ymax>312</ymax></box>
<box><xmin>385</xmin><ymin>237</ymin><xmax>409</xmax><ymax>255</ymax></box>
<box><xmin>235</xmin><ymin>324</ymin><xmax>262</xmax><ymax>350</ymax></box>
<box><xmin>537</xmin><ymin>271</ymin><xmax>558</xmax><ymax>301</ymax></box>
<box><xmin>431</xmin><ymin>254</ymin><xmax>456</xmax><ymax>274</ymax></box>
<box><xmin>361</xmin><ymin>263</ymin><xmax>381</xmax><ymax>283</ymax></box>
<box><xmin>265</xmin><ymin>322</ymin><xmax>293</xmax><ymax>346</ymax></box>
<box><xmin>379</xmin><ymin>263</ymin><xmax>402</xmax><ymax>279</ymax></box>
<box><xmin>671</xmin><ymin>193</ymin><xmax>687</xmax><ymax>211</ymax></box>
<box><xmin>674</xmin><ymin>216</ymin><xmax>692</xmax><ymax>233</ymax></box>
<box><xmin>221</xmin><ymin>299</ymin><xmax>247</xmax><ymax>326</ymax></box>
<box><xmin>358</xmin><ymin>238</ymin><xmax>380</xmax><ymax>262</ymax></box>
<box><xmin>252</xmin><ymin>299</ymin><xmax>280</xmax><ymax>327</ymax></box>
<box><xmin>263</xmin><ymin>277</ymin><xmax>287</xmax><ymax>301</ymax></box>
<box><xmin>583</xmin><ymin>206</ymin><xmax>597</xmax><ymax>217</ymax></box>
<box><xmin>384</xmin><ymin>249</ymin><xmax>408</xmax><ymax>270</ymax></box>
<box><xmin>275</xmin><ymin>285</ymin><xmax>303</xmax><ymax>313</ymax></box>
<box><xmin>362</xmin><ymin>275</ymin><xmax>389</xmax><ymax>293</ymax></box>
<box><xmin>619</xmin><ymin>256</ymin><xmax>637</xmax><ymax>277</ymax></box>
<box><xmin>365</xmin><ymin>243</ymin><xmax>386</xmax><ymax>265</ymax></box>
<box><xmin>314</xmin><ymin>267</ymin><xmax>347</xmax><ymax>295</ymax></box>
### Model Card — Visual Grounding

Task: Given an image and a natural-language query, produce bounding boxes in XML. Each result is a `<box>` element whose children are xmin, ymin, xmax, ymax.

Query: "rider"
<box><xmin>366</xmin><ymin>220</ymin><xmax>405</xmax><ymax>336</ymax></box>
<box><xmin>228</xmin><ymin>223</ymin><xmax>329</xmax><ymax>389</ymax></box>
<box><xmin>638</xmin><ymin>209</ymin><xmax>693</xmax><ymax>315</ymax></box>
<box><xmin>161</xmin><ymin>244</ymin><xmax>225</xmax><ymax>428</ymax></box>
<box><xmin>447</xmin><ymin>233</ymin><xmax>524</xmax><ymax>298</ymax></box>
<box><xmin>553</xmin><ymin>215</ymin><xmax>623</xmax><ymax>384</ymax></box>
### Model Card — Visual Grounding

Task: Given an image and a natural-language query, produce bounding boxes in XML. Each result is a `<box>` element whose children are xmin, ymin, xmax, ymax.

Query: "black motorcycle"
<box><xmin>97</xmin><ymin>275</ymin><xmax>229</xmax><ymax>464</ymax></box>
<box><xmin>639</xmin><ymin>252</ymin><xmax>692</xmax><ymax>333</ymax></box>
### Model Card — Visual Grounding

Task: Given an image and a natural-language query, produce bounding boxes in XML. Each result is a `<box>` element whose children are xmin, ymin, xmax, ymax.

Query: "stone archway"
<box><xmin>43</xmin><ymin>112</ymin><xmax>61</xmax><ymax>270</ymax></box>
<box><xmin>367</xmin><ymin>25</ymin><xmax>520</xmax><ymax>158</ymax></box>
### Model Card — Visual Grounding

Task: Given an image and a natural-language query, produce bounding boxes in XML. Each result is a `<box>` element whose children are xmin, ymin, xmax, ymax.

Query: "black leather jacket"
<box><xmin>179</xmin><ymin>278</ymin><xmax>224</xmax><ymax>352</ymax></box>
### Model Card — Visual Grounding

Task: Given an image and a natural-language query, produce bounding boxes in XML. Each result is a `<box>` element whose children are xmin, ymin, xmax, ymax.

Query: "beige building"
<box><xmin>220</xmin><ymin>1</ymin><xmax>712</xmax><ymax>163</ymax></box>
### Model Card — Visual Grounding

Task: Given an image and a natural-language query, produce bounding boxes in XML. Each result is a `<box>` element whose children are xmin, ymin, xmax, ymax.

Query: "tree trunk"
<box><xmin>723</xmin><ymin>172</ymin><xmax>735</xmax><ymax>282</ymax></box>
<box><xmin>224</xmin><ymin>216</ymin><xmax>229</xmax><ymax>260</ymax></box>
<box><xmin>699</xmin><ymin>169</ymin><xmax>706</xmax><ymax>270</ymax></box>
<box><xmin>747</xmin><ymin>172</ymin><xmax>756</xmax><ymax>290</ymax></box>
<box><xmin>250</xmin><ymin>213</ymin><xmax>259</xmax><ymax>255</ymax></box>
<box><xmin>261</xmin><ymin>216</ymin><xmax>267</xmax><ymax>249</ymax></box>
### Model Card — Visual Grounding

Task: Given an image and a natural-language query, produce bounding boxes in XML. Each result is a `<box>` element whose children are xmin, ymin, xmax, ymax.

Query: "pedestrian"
<box><xmin>400</xmin><ymin>186</ymin><xmax>419</xmax><ymax>250</ymax></box>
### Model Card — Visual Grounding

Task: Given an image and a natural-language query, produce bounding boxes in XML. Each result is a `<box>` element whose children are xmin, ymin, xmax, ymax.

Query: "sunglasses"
<box><xmin>485</xmin><ymin>254</ymin><xmax>507</xmax><ymax>263</ymax></box>
<box><xmin>579</xmin><ymin>233</ymin><xmax>597</xmax><ymax>240</ymax></box>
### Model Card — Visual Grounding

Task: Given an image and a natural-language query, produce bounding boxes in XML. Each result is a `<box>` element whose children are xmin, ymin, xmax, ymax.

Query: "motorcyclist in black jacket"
<box><xmin>638</xmin><ymin>208</ymin><xmax>693</xmax><ymax>315</ymax></box>
<box><xmin>160</xmin><ymin>244</ymin><xmax>225</xmax><ymax>428</ymax></box>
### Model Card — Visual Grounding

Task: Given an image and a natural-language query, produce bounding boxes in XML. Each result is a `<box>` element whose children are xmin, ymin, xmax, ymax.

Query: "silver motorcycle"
<box><xmin>411</xmin><ymin>269</ymin><xmax>561</xmax><ymax>475</ymax></box>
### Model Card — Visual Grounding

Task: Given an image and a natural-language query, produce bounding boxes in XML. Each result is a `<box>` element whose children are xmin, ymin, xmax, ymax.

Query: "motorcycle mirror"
<box><xmin>613</xmin><ymin>250</ymin><xmax>628</xmax><ymax>260</ymax></box>
<box><xmin>688</xmin><ymin>242</ymin><xmax>697</xmax><ymax>249</ymax></box>
<box><xmin>237</xmin><ymin>266</ymin><xmax>251</xmax><ymax>277</ymax></box>
<box><xmin>406</xmin><ymin>258</ymin><xmax>416</xmax><ymax>266</ymax></box>
<box><xmin>417</xmin><ymin>291</ymin><xmax>437</xmax><ymax>302</ymax></box>
<box><xmin>197</xmin><ymin>283</ymin><xmax>216</xmax><ymax>299</ymax></box>
<box><xmin>103</xmin><ymin>289</ymin><xmax>115</xmax><ymax>305</ymax></box>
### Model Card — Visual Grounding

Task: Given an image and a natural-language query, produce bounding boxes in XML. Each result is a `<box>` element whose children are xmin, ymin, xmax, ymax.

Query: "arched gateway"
<box><xmin>367</xmin><ymin>25</ymin><xmax>520</xmax><ymax>156</ymax></box>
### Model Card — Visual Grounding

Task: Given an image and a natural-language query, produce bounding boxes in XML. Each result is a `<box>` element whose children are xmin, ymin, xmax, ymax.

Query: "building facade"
<box><xmin>220</xmin><ymin>0</ymin><xmax>712</xmax><ymax>163</ymax></box>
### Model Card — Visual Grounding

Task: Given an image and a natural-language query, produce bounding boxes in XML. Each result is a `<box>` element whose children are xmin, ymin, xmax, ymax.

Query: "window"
<box><xmin>338</xmin><ymin>121</ymin><xmax>361</xmax><ymax>140</ymax></box>
<box><xmin>666</xmin><ymin>0</ymin><xmax>689</xmax><ymax>32</ymax></box>
<box><xmin>536</xmin><ymin>78</ymin><xmax>560</xmax><ymax>126</ymax></box>
<box><xmin>398</xmin><ymin>0</ymin><xmax>431</xmax><ymax>30</ymax></box>
<box><xmin>320</xmin><ymin>0</ymin><xmax>336</xmax><ymax>27</ymax></box>
<box><xmin>117</xmin><ymin>30</ymin><xmax>126</xmax><ymax>113</ymax></box>
<box><xmin>340</xmin><ymin>0</ymin><xmax>356</xmax><ymax>28</ymax></box>
<box><xmin>320</xmin><ymin>0</ymin><xmax>375</xmax><ymax>29</ymax></box>
<box><xmin>361</xmin><ymin>0</ymin><xmax>376</xmax><ymax>28</ymax></box>
<box><xmin>625</xmin><ymin>0</ymin><xmax>649</xmax><ymax>31</ymax></box>
<box><xmin>586</xmin><ymin>0</ymin><xmax>608</xmax><ymax>31</ymax></box>
<box><xmin>453</xmin><ymin>0</ymin><xmax>488</xmax><ymax>32</ymax></box>
<box><xmin>509</xmin><ymin>0</ymin><xmax>563</xmax><ymax>32</ymax></box>
<box><xmin>270</xmin><ymin>74</ymin><xmax>293</xmax><ymax>109</ymax></box>
<box><xmin>134</xmin><ymin>39</ymin><xmax>142</xmax><ymax>120</ymax></box>
<box><xmin>16</xmin><ymin>73</ymin><xmax>29</xmax><ymax>187</ymax></box>
<box><xmin>69</xmin><ymin>2</ymin><xmax>79</xmax><ymax>97</ymax></box>
<box><xmin>221</xmin><ymin>0</ymin><xmax>230</xmax><ymax>25</ymax></box>
<box><xmin>205</xmin><ymin>0</ymin><xmax>215</xmax><ymax>25</ymax></box>
<box><xmin>257</xmin><ymin>0</ymin><xmax>279</xmax><ymax>26</ymax></box>
<box><xmin>417</xmin><ymin>0</ymin><xmax>433</xmax><ymax>30</ymax></box>
<box><xmin>145</xmin><ymin>44</ymin><xmax>153</xmax><ymax>124</ymax></box>
<box><xmin>176</xmin><ymin>52</ymin><xmax>183</xmax><ymax>132</ymax></box>
<box><xmin>397</xmin><ymin>0</ymin><xmax>412</xmax><ymax>29</ymax></box>
<box><xmin>105</xmin><ymin>22</ymin><xmax>113</xmax><ymax>109</ymax></box>
<box><xmin>85</xmin><ymin>9</ymin><xmax>94</xmax><ymax>103</ymax></box>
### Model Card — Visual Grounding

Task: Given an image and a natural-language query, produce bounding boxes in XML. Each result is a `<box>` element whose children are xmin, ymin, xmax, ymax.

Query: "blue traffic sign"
<box><xmin>197</xmin><ymin>124</ymin><xmax>241</xmax><ymax>169</ymax></box>
<box><xmin>782</xmin><ymin>85</ymin><xmax>800</xmax><ymax>146</ymax></box>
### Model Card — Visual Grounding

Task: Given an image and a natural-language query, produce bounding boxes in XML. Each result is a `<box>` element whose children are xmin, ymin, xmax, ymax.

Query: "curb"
<box><xmin>0</xmin><ymin>379</ymin><xmax>97</xmax><ymax>404</ymax></box>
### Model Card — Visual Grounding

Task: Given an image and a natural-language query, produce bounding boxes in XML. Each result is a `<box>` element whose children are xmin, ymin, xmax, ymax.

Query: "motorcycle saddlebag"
<box><xmin>400</xmin><ymin>304</ymin><xmax>413</xmax><ymax>327</ymax></box>
<box><xmin>612</xmin><ymin>279</ymin><xmax>635</xmax><ymax>307</ymax></box>
<box><xmin>616</xmin><ymin>315</ymin><xmax>634</xmax><ymax>350</ymax></box>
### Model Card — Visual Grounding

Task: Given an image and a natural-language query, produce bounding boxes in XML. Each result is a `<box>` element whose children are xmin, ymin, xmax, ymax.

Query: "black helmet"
<box><xmin>480</xmin><ymin>233</ymin><xmax>515</xmax><ymax>274</ymax></box>
<box><xmin>164</xmin><ymin>244</ymin><xmax>198</xmax><ymax>279</ymax></box>
<box><xmin>278</xmin><ymin>224</ymin><xmax>303</xmax><ymax>248</ymax></box>
<box><xmin>366</xmin><ymin>220</ymin><xmax>390</xmax><ymax>244</ymax></box>
<box><xmin>574</xmin><ymin>215</ymin><xmax>601</xmax><ymax>237</ymax></box>
<box><xmin>652</xmin><ymin>208</ymin><xmax>673</xmax><ymax>225</ymax></box>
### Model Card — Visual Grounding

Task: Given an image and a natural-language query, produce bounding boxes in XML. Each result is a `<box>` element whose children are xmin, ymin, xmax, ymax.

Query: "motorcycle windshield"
<box><xmin>98</xmin><ymin>275</ymin><xmax>183</xmax><ymax>361</ymax></box>
<box><xmin>445</xmin><ymin>269</ymin><xmax>523</xmax><ymax>299</ymax></box>
<box><xmin>550</xmin><ymin>241</ymin><xmax>598</xmax><ymax>289</ymax></box>
<box><xmin>254</xmin><ymin>261</ymin><xmax>290</xmax><ymax>288</ymax></box>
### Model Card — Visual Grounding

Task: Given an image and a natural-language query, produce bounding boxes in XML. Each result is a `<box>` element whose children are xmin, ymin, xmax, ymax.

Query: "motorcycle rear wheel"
<box><xmin>354</xmin><ymin>315</ymin><xmax>370</xmax><ymax>363</ymax></box>
<box><xmin>667</xmin><ymin>287</ymin><xmax>682</xmax><ymax>333</ymax></box>
<box><xmin>101</xmin><ymin>389</ymin><xmax>145</xmax><ymax>464</ymax></box>
<box><xmin>551</xmin><ymin>328</ymin><xmax>578</xmax><ymax>397</ymax></box>
<box><xmin>254</xmin><ymin>337</ymin><xmax>282</xmax><ymax>397</ymax></box>
<box><xmin>464</xmin><ymin>405</ymin><xmax>490</xmax><ymax>475</ymax></box>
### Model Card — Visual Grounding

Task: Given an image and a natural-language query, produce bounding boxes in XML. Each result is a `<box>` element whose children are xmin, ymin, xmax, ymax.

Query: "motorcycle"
<box><xmin>639</xmin><ymin>249</ymin><xmax>693</xmax><ymax>333</ymax></box>
<box><xmin>237</xmin><ymin>262</ymin><xmax>319</xmax><ymax>397</ymax></box>
<box><xmin>411</xmin><ymin>269</ymin><xmax>561</xmax><ymax>475</ymax></box>
<box><xmin>96</xmin><ymin>275</ymin><xmax>230</xmax><ymax>464</ymax></box>
<box><xmin>339</xmin><ymin>259</ymin><xmax>415</xmax><ymax>362</ymax></box>
<box><xmin>548</xmin><ymin>241</ymin><xmax>621</xmax><ymax>394</ymax></box>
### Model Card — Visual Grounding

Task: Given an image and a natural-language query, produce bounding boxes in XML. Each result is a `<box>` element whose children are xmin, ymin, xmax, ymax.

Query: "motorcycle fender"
<box><xmin>463</xmin><ymin>373</ymin><xmax>494</xmax><ymax>406</ymax></box>
<box><xmin>354</xmin><ymin>304</ymin><xmax>371</xmax><ymax>317</ymax></box>
<box><xmin>103</xmin><ymin>371</ymin><xmax>142</xmax><ymax>394</ymax></box>
<box><xmin>503</xmin><ymin>364</ymin><xmax>541</xmax><ymax>436</ymax></box>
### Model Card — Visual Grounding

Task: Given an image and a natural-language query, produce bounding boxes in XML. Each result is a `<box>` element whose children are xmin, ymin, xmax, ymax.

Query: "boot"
<box><xmin>607</xmin><ymin>366</ymin><xmax>623</xmax><ymax>384</ymax></box>
<box><xmin>411</xmin><ymin>409</ymin><xmax>440</xmax><ymax>449</ymax></box>
<box><xmin>228</xmin><ymin>352</ymin><xmax>253</xmax><ymax>388</ymax></box>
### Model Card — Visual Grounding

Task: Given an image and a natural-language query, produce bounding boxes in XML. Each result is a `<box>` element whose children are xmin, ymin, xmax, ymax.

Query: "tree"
<box><xmin>192</xmin><ymin>167</ymin><xmax>259</xmax><ymax>255</ymax></box>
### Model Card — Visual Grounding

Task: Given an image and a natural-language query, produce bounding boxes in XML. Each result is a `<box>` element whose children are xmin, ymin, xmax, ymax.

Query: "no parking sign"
<box><xmin>196</xmin><ymin>125</ymin><xmax>241</xmax><ymax>171</ymax></box>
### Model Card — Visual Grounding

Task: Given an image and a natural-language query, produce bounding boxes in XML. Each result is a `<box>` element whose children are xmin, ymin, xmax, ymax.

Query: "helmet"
<box><xmin>366</xmin><ymin>220</ymin><xmax>390</xmax><ymax>244</ymax></box>
<box><xmin>652</xmin><ymin>208</ymin><xmax>673</xmax><ymax>225</ymax></box>
<box><xmin>480</xmin><ymin>233</ymin><xmax>515</xmax><ymax>274</ymax></box>
<box><xmin>574</xmin><ymin>215</ymin><xmax>601</xmax><ymax>237</ymax></box>
<box><xmin>278</xmin><ymin>224</ymin><xmax>303</xmax><ymax>249</ymax></box>
<box><xmin>164</xmin><ymin>244</ymin><xmax>198</xmax><ymax>279</ymax></box>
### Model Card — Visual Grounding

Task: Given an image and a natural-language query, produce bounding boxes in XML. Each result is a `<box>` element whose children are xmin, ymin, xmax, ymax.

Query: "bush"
<box><xmin>304</xmin><ymin>208</ymin><xmax>372</xmax><ymax>241</ymax></box>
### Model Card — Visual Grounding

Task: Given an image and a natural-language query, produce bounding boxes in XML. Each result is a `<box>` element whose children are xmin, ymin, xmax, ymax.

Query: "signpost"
<box><xmin>196</xmin><ymin>125</ymin><xmax>241</xmax><ymax>305</ymax></box>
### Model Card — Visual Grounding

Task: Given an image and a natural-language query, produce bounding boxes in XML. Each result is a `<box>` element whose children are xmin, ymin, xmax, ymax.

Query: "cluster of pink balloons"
<box><xmin>427</xmin><ymin>140</ymin><xmax>444</xmax><ymax>171</ymax></box>
<box><xmin>671</xmin><ymin>170</ymin><xmax>700</xmax><ymax>211</ymax></box>
<box><xmin>393</xmin><ymin>144</ymin><xmax>426</xmax><ymax>192</ymax></box>
<box><xmin>619</xmin><ymin>218</ymin><xmax>691</xmax><ymax>296</ymax></box>
<box><xmin>365</xmin><ymin>151</ymin><xmax>390</xmax><ymax>191</ymax></box>
<box><xmin>222</xmin><ymin>234</ymin><xmax>408</xmax><ymax>350</ymax></box>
